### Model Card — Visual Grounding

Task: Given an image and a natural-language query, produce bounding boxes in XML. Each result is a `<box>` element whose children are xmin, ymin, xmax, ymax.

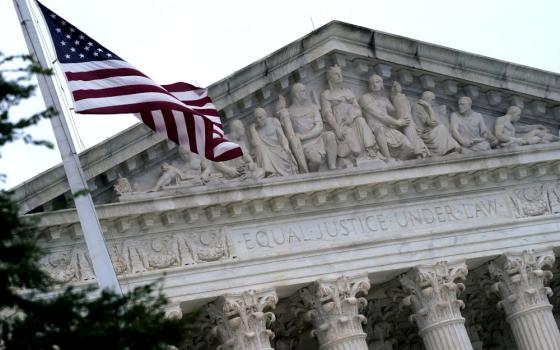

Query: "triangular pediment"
<box><xmin>13</xmin><ymin>20</ymin><xmax>560</xmax><ymax>214</ymax></box>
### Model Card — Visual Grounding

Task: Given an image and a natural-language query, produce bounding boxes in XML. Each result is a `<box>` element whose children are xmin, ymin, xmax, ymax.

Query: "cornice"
<box><xmin>31</xmin><ymin>143</ymin><xmax>560</xmax><ymax>241</ymax></box>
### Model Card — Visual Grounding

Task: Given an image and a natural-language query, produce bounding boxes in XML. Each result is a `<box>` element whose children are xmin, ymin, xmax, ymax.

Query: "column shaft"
<box><xmin>507</xmin><ymin>305</ymin><xmax>560</xmax><ymax>350</ymax></box>
<box><xmin>420</xmin><ymin>319</ymin><xmax>473</xmax><ymax>350</ymax></box>
<box><xmin>320</xmin><ymin>333</ymin><xmax>367</xmax><ymax>350</ymax></box>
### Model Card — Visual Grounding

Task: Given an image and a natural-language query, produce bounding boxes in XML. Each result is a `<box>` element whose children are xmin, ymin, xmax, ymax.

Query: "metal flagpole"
<box><xmin>13</xmin><ymin>0</ymin><xmax>122</xmax><ymax>295</ymax></box>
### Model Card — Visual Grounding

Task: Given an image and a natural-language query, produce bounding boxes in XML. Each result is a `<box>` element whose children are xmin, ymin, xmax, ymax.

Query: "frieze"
<box><xmin>107</xmin><ymin>62</ymin><xmax>560</xmax><ymax>205</ymax></box>
<box><xmin>39</xmin><ymin>182</ymin><xmax>560</xmax><ymax>282</ymax></box>
<box><xmin>40</xmin><ymin>229</ymin><xmax>231</xmax><ymax>283</ymax></box>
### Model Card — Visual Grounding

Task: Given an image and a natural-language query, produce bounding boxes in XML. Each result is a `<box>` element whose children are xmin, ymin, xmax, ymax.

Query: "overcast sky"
<box><xmin>2</xmin><ymin>0</ymin><xmax>559</xmax><ymax>189</ymax></box>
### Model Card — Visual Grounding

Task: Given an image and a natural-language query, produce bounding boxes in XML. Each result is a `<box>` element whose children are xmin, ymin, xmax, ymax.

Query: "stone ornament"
<box><xmin>113</xmin><ymin>176</ymin><xmax>133</xmax><ymax>196</ymax></box>
<box><xmin>40</xmin><ymin>230</ymin><xmax>231</xmax><ymax>282</ymax></box>
<box><xmin>488</xmin><ymin>249</ymin><xmax>560</xmax><ymax>350</ymax></box>
<box><xmin>209</xmin><ymin>289</ymin><xmax>278</xmax><ymax>350</ymax></box>
<box><xmin>150</xmin><ymin>162</ymin><xmax>202</xmax><ymax>192</ymax></box>
<box><xmin>411</xmin><ymin>91</ymin><xmax>460</xmax><ymax>156</ymax></box>
<box><xmin>488</xmin><ymin>249</ymin><xmax>555</xmax><ymax>317</ymax></box>
<box><xmin>400</xmin><ymin>261</ymin><xmax>473</xmax><ymax>350</ymax></box>
<box><xmin>278</xmin><ymin>83</ymin><xmax>337</xmax><ymax>172</ymax></box>
<box><xmin>450</xmin><ymin>96</ymin><xmax>498</xmax><ymax>152</ymax></box>
<box><xmin>359</xmin><ymin>74</ymin><xmax>417</xmax><ymax>161</ymax></box>
<box><xmin>293</xmin><ymin>273</ymin><xmax>371</xmax><ymax>350</ymax></box>
<box><xmin>129</xmin><ymin>64</ymin><xmax>560</xmax><ymax>197</ymax></box>
<box><xmin>390</xmin><ymin>81</ymin><xmax>429</xmax><ymax>158</ymax></box>
<box><xmin>495</xmin><ymin>105</ymin><xmax>559</xmax><ymax>147</ymax></box>
<box><xmin>321</xmin><ymin>65</ymin><xmax>378</xmax><ymax>167</ymax></box>
<box><xmin>509</xmin><ymin>185</ymin><xmax>551</xmax><ymax>218</ymax></box>
<box><xmin>249</xmin><ymin>107</ymin><xmax>298</xmax><ymax>177</ymax></box>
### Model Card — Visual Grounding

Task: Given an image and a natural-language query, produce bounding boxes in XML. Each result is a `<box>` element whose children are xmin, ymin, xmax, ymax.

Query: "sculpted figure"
<box><xmin>150</xmin><ymin>162</ymin><xmax>198</xmax><ymax>191</ymax></box>
<box><xmin>450</xmin><ymin>96</ymin><xmax>497</xmax><ymax>152</ymax></box>
<box><xmin>277</xmin><ymin>83</ymin><xmax>337</xmax><ymax>172</ymax></box>
<box><xmin>113</xmin><ymin>176</ymin><xmax>133</xmax><ymax>195</ymax></box>
<box><xmin>321</xmin><ymin>65</ymin><xmax>378</xmax><ymax>165</ymax></box>
<box><xmin>359</xmin><ymin>74</ymin><xmax>417</xmax><ymax>161</ymax></box>
<box><xmin>411</xmin><ymin>91</ymin><xmax>461</xmax><ymax>156</ymax></box>
<box><xmin>249</xmin><ymin>107</ymin><xmax>297</xmax><ymax>177</ymax></box>
<box><xmin>390</xmin><ymin>81</ymin><xmax>429</xmax><ymax>158</ymax></box>
<box><xmin>201</xmin><ymin>120</ymin><xmax>265</xmax><ymax>182</ymax></box>
<box><xmin>44</xmin><ymin>252</ymin><xmax>77</xmax><ymax>283</ymax></box>
<box><xmin>495</xmin><ymin>105</ymin><xmax>560</xmax><ymax>147</ymax></box>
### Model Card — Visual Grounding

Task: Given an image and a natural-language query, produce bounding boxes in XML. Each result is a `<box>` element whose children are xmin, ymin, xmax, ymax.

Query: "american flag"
<box><xmin>37</xmin><ymin>1</ymin><xmax>242</xmax><ymax>162</ymax></box>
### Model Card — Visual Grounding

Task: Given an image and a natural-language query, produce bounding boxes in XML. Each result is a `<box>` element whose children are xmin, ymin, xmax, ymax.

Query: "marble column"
<box><xmin>400</xmin><ymin>261</ymin><xmax>473</xmax><ymax>350</ymax></box>
<box><xmin>208</xmin><ymin>288</ymin><xmax>278</xmax><ymax>350</ymax></box>
<box><xmin>488</xmin><ymin>249</ymin><xmax>560</xmax><ymax>350</ymax></box>
<box><xmin>293</xmin><ymin>273</ymin><xmax>371</xmax><ymax>350</ymax></box>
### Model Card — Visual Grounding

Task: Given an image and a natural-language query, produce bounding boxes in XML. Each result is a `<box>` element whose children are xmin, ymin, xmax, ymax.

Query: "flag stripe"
<box><xmin>65</xmin><ymin>68</ymin><xmax>148</xmax><ymax>81</ymax></box>
<box><xmin>163</xmin><ymin>82</ymin><xmax>199</xmax><ymax>92</ymax></box>
<box><xmin>162</xmin><ymin>110</ymin><xmax>179</xmax><ymax>144</ymax></box>
<box><xmin>152</xmin><ymin>110</ymin><xmax>167</xmax><ymax>134</ymax></box>
<box><xmin>139</xmin><ymin>112</ymin><xmax>156</xmax><ymax>131</ymax></box>
<box><xmin>170</xmin><ymin>90</ymin><xmax>208</xmax><ymax>101</ymax></box>
<box><xmin>74</xmin><ymin>92</ymin><xmax>188</xmax><ymax>112</ymax></box>
<box><xmin>72</xmin><ymin>84</ymin><xmax>170</xmax><ymax>101</ymax></box>
<box><xmin>60</xmin><ymin>59</ymin><xmax>134</xmax><ymax>73</ymax></box>
<box><xmin>67</xmin><ymin>75</ymin><xmax>162</xmax><ymax>91</ymax></box>
<box><xmin>172</xmin><ymin>110</ymin><xmax>190</xmax><ymax>146</ymax></box>
<box><xmin>77</xmin><ymin>101</ymin><xmax>202</xmax><ymax>114</ymax></box>
<box><xmin>184</xmin><ymin>112</ymin><xmax>198</xmax><ymax>153</ymax></box>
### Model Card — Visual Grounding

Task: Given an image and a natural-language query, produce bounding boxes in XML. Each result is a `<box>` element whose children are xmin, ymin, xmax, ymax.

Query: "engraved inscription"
<box><xmin>231</xmin><ymin>196</ymin><xmax>511</xmax><ymax>256</ymax></box>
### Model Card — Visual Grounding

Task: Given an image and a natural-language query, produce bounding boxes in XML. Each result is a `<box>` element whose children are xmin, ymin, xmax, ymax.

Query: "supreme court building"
<box><xmin>13</xmin><ymin>21</ymin><xmax>560</xmax><ymax>349</ymax></box>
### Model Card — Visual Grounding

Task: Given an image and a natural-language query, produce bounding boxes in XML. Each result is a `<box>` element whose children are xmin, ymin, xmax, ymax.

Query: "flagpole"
<box><xmin>13</xmin><ymin>0</ymin><xmax>122</xmax><ymax>295</ymax></box>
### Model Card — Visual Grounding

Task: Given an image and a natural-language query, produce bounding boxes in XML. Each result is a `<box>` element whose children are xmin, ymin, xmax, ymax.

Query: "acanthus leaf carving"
<box><xmin>208</xmin><ymin>288</ymin><xmax>278</xmax><ymax>350</ymax></box>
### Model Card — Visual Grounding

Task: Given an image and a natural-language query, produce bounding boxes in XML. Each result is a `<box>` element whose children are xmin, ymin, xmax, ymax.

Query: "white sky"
<box><xmin>1</xmin><ymin>0</ymin><xmax>559</xmax><ymax>189</ymax></box>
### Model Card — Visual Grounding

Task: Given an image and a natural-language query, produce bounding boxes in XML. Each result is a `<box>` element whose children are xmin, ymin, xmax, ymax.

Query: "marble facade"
<box><xmin>12</xmin><ymin>21</ymin><xmax>560</xmax><ymax>349</ymax></box>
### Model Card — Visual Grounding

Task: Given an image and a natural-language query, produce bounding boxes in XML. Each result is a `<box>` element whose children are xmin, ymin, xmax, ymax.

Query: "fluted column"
<box><xmin>400</xmin><ymin>261</ymin><xmax>473</xmax><ymax>350</ymax></box>
<box><xmin>293</xmin><ymin>273</ymin><xmax>371</xmax><ymax>350</ymax></box>
<box><xmin>208</xmin><ymin>288</ymin><xmax>278</xmax><ymax>350</ymax></box>
<box><xmin>488</xmin><ymin>249</ymin><xmax>560</xmax><ymax>350</ymax></box>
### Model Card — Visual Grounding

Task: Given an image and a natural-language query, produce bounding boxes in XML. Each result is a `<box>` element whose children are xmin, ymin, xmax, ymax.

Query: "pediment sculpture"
<box><xmin>115</xmin><ymin>63</ymin><xmax>559</xmax><ymax>199</ymax></box>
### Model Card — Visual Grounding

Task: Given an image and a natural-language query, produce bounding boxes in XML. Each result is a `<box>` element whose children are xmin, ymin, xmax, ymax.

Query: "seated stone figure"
<box><xmin>411</xmin><ymin>91</ymin><xmax>461</xmax><ymax>156</ymax></box>
<box><xmin>359</xmin><ymin>74</ymin><xmax>417</xmax><ymax>161</ymax></box>
<box><xmin>321</xmin><ymin>65</ymin><xmax>378</xmax><ymax>166</ymax></box>
<box><xmin>390</xmin><ymin>81</ymin><xmax>429</xmax><ymax>158</ymax></box>
<box><xmin>278</xmin><ymin>83</ymin><xmax>337</xmax><ymax>172</ymax></box>
<box><xmin>450</xmin><ymin>96</ymin><xmax>497</xmax><ymax>152</ymax></box>
<box><xmin>495</xmin><ymin>105</ymin><xmax>560</xmax><ymax>147</ymax></box>
<box><xmin>249</xmin><ymin>107</ymin><xmax>297</xmax><ymax>177</ymax></box>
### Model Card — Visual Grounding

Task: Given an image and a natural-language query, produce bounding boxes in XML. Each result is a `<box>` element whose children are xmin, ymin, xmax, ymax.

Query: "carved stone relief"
<box><xmin>103</xmin><ymin>63</ymin><xmax>560</xmax><ymax>202</ymax></box>
<box><xmin>40</xmin><ymin>229</ymin><xmax>232</xmax><ymax>282</ymax></box>
<box><xmin>495</xmin><ymin>106</ymin><xmax>559</xmax><ymax>147</ymax></box>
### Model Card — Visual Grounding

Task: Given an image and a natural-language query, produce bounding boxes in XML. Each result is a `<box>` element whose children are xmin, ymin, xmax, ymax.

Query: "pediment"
<box><xmin>13</xmin><ymin>21</ymin><xmax>560</xmax><ymax>214</ymax></box>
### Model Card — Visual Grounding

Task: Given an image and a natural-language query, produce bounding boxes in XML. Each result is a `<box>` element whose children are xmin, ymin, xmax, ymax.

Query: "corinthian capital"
<box><xmin>488</xmin><ymin>248</ymin><xmax>555</xmax><ymax>315</ymax></box>
<box><xmin>400</xmin><ymin>261</ymin><xmax>468</xmax><ymax>331</ymax></box>
<box><xmin>209</xmin><ymin>288</ymin><xmax>278</xmax><ymax>350</ymax></box>
<box><xmin>293</xmin><ymin>273</ymin><xmax>371</xmax><ymax>349</ymax></box>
